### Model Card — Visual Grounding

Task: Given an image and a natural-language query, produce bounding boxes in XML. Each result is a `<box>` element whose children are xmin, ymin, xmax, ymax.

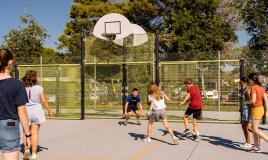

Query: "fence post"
<box><xmin>155</xmin><ymin>31</ymin><xmax>160</xmax><ymax>85</ymax></box>
<box><xmin>80</xmin><ymin>34</ymin><xmax>85</xmax><ymax>120</ymax></box>
<box><xmin>217</xmin><ymin>51</ymin><xmax>221</xmax><ymax>112</ymax></box>
<box><xmin>14</xmin><ymin>65</ymin><xmax>19</xmax><ymax>80</ymax></box>
<box><xmin>122</xmin><ymin>38</ymin><xmax>128</xmax><ymax>115</ymax></box>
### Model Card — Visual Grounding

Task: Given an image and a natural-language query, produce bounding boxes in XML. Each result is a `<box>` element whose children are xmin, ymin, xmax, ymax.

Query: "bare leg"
<box><xmin>31</xmin><ymin>124</ymin><xmax>41</xmax><ymax>156</ymax></box>
<box><xmin>183</xmin><ymin>115</ymin><xmax>189</xmax><ymax>130</ymax></box>
<box><xmin>192</xmin><ymin>118</ymin><xmax>199</xmax><ymax>135</ymax></box>
<box><xmin>241</xmin><ymin>122</ymin><xmax>250</xmax><ymax>144</ymax></box>
<box><xmin>162</xmin><ymin>119</ymin><xmax>179</xmax><ymax>144</ymax></box>
<box><xmin>2</xmin><ymin>151</ymin><xmax>19</xmax><ymax>160</ymax></box>
<box><xmin>147</xmin><ymin>120</ymin><xmax>153</xmax><ymax>137</ymax></box>
<box><xmin>252</xmin><ymin>119</ymin><xmax>268</xmax><ymax>147</ymax></box>
<box><xmin>135</xmin><ymin>110</ymin><xmax>141</xmax><ymax>120</ymax></box>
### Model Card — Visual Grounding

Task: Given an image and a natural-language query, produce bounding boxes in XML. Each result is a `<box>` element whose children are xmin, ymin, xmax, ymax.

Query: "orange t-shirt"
<box><xmin>251</xmin><ymin>85</ymin><xmax>265</xmax><ymax>107</ymax></box>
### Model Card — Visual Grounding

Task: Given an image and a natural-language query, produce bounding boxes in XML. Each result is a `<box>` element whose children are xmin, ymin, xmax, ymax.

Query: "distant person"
<box><xmin>22</xmin><ymin>70</ymin><xmax>53</xmax><ymax>160</ymax></box>
<box><xmin>0</xmin><ymin>49</ymin><xmax>31</xmax><ymax>160</ymax></box>
<box><xmin>239</xmin><ymin>77</ymin><xmax>252</xmax><ymax>149</ymax></box>
<box><xmin>123</xmin><ymin>88</ymin><xmax>143</xmax><ymax>125</ymax></box>
<box><xmin>179</xmin><ymin>78</ymin><xmax>202</xmax><ymax>141</ymax></box>
<box><xmin>143</xmin><ymin>83</ymin><xmax>179</xmax><ymax>144</ymax></box>
<box><xmin>246</xmin><ymin>73</ymin><xmax>268</xmax><ymax>153</ymax></box>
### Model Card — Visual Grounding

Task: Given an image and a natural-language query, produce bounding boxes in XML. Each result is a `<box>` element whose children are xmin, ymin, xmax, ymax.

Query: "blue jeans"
<box><xmin>0</xmin><ymin>119</ymin><xmax>20</xmax><ymax>152</ymax></box>
<box><xmin>241</xmin><ymin>104</ymin><xmax>251</xmax><ymax>122</ymax></box>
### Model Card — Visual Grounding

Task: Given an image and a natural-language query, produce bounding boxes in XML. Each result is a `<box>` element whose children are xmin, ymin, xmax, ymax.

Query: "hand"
<box><xmin>24</xmin><ymin>137</ymin><xmax>31</xmax><ymax>149</ymax></box>
<box><xmin>179</xmin><ymin>101</ymin><xmax>185</xmax><ymax>106</ymax></box>
<box><xmin>47</xmin><ymin>109</ymin><xmax>53</xmax><ymax>117</ymax></box>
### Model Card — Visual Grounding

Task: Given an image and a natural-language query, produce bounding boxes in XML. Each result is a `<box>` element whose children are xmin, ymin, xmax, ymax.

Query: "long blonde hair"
<box><xmin>150</xmin><ymin>85</ymin><xmax>163</xmax><ymax>100</ymax></box>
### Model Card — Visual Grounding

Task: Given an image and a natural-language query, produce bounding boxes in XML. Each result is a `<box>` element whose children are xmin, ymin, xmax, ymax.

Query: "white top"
<box><xmin>148</xmin><ymin>94</ymin><xmax>166</xmax><ymax>110</ymax></box>
<box><xmin>25</xmin><ymin>85</ymin><xmax>43</xmax><ymax>106</ymax></box>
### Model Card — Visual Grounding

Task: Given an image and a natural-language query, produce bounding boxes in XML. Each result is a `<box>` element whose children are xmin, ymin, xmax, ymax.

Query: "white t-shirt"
<box><xmin>25</xmin><ymin>85</ymin><xmax>43</xmax><ymax>106</ymax></box>
<box><xmin>148</xmin><ymin>94</ymin><xmax>166</xmax><ymax>110</ymax></box>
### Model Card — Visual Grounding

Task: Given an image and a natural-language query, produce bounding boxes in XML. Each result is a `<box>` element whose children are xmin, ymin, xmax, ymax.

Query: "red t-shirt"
<box><xmin>187</xmin><ymin>85</ymin><xmax>202</xmax><ymax>109</ymax></box>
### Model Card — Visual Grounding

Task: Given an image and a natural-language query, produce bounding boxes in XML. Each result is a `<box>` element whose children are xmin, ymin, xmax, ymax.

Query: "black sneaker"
<box><xmin>181</xmin><ymin>129</ymin><xmax>191</xmax><ymax>137</ymax></box>
<box><xmin>137</xmin><ymin>120</ymin><xmax>141</xmax><ymax>125</ymax></box>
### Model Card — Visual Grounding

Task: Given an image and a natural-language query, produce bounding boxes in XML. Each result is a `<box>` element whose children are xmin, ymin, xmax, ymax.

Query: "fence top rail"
<box><xmin>18</xmin><ymin>64</ymin><xmax>80</xmax><ymax>67</ymax></box>
<box><xmin>85</xmin><ymin>61</ymin><xmax>154</xmax><ymax>65</ymax></box>
<box><xmin>160</xmin><ymin>60</ymin><xmax>240</xmax><ymax>65</ymax></box>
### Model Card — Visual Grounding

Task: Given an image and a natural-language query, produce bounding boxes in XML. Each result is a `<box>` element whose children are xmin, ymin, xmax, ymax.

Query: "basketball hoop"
<box><xmin>101</xmin><ymin>33</ymin><xmax>116</xmax><ymax>41</ymax></box>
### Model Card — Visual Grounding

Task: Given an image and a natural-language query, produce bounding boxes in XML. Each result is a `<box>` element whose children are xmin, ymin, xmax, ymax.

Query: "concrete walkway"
<box><xmin>5</xmin><ymin>119</ymin><xmax>268</xmax><ymax>160</ymax></box>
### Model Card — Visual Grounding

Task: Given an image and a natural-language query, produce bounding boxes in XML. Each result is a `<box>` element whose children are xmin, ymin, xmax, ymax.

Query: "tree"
<box><xmin>60</xmin><ymin>0</ymin><xmax>237</xmax><ymax>61</ymax></box>
<box><xmin>164</xmin><ymin>0</ymin><xmax>237</xmax><ymax>60</ymax></box>
<box><xmin>242</xmin><ymin>0</ymin><xmax>268</xmax><ymax>74</ymax></box>
<box><xmin>2</xmin><ymin>14</ymin><xmax>49</xmax><ymax>59</ymax></box>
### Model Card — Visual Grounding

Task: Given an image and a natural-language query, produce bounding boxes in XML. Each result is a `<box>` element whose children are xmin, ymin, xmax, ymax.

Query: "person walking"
<box><xmin>239</xmin><ymin>77</ymin><xmax>252</xmax><ymax>149</ymax></box>
<box><xmin>246</xmin><ymin>73</ymin><xmax>268</xmax><ymax>153</ymax></box>
<box><xmin>143</xmin><ymin>83</ymin><xmax>179</xmax><ymax>144</ymax></box>
<box><xmin>0</xmin><ymin>48</ymin><xmax>31</xmax><ymax>160</ymax></box>
<box><xmin>22</xmin><ymin>70</ymin><xmax>53</xmax><ymax>160</ymax></box>
<box><xmin>179</xmin><ymin>78</ymin><xmax>203</xmax><ymax>141</ymax></box>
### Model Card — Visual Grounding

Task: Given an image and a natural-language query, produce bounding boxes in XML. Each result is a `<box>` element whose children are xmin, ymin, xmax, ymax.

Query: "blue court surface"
<box><xmin>13</xmin><ymin>119</ymin><xmax>268</xmax><ymax>160</ymax></box>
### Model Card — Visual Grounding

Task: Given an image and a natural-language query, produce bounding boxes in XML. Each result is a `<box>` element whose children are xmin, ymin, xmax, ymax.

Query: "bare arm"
<box><xmin>124</xmin><ymin>102</ymin><xmax>129</xmax><ymax>114</ymax></box>
<box><xmin>18</xmin><ymin>106</ymin><xmax>31</xmax><ymax>148</ymax></box>
<box><xmin>40</xmin><ymin>91</ymin><xmax>53</xmax><ymax>117</ymax></box>
<box><xmin>250</xmin><ymin>93</ymin><xmax>257</xmax><ymax>105</ymax></box>
<box><xmin>179</xmin><ymin>93</ymin><xmax>191</xmax><ymax>105</ymax></box>
<box><xmin>263</xmin><ymin>93</ymin><xmax>268</xmax><ymax>113</ymax></box>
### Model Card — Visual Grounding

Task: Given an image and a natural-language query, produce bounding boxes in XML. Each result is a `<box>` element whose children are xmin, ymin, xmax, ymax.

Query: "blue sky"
<box><xmin>0</xmin><ymin>0</ymin><xmax>251</xmax><ymax>50</ymax></box>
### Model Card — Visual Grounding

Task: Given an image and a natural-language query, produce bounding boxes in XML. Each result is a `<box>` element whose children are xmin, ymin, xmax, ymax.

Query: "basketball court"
<box><xmin>13</xmin><ymin>119</ymin><xmax>268</xmax><ymax>160</ymax></box>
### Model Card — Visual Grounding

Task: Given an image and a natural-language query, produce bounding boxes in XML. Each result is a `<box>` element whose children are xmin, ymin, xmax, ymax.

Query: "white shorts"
<box><xmin>25</xmin><ymin>104</ymin><xmax>46</xmax><ymax>125</ymax></box>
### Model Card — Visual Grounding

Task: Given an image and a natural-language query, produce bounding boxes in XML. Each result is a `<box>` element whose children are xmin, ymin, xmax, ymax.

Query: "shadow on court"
<box><xmin>20</xmin><ymin>144</ymin><xmax>48</xmax><ymax>154</ymax></box>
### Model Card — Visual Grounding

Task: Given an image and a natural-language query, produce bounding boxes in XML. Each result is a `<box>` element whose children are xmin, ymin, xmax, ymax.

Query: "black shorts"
<box><xmin>185</xmin><ymin>108</ymin><xmax>202</xmax><ymax>119</ymax></box>
<box><xmin>127</xmin><ymin>106</ymin><xmax>139</xmax><ymax>113</ymax></box>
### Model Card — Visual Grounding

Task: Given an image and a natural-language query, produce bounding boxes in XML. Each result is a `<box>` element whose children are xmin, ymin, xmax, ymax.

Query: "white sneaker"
<box><xmin>143</xmin><ymin>137</ymin><xmax>152</xmax><ymax>143</ymax></box>
<box><xmin>31</xmin><ymin>153</ymin><xmax>38</xmax><ymax>160</ymax></box>
<box><xmin>172</xmin><ymin>136</ymin><xmax>179</xmax><ymax>145</ymax></box>
<box><xmin>239</xmin><ymin>143</ymin><xmax>252</xmax><ymax>149</ymax></box>
<box><xmin>23</xmin><ymin>149</ymin><xmax>30</xmax><ymax>160</ymax></box>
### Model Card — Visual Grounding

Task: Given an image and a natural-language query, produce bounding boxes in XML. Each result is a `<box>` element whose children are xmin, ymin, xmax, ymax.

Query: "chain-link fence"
<box><xmin>15</xmin><ymin>56</ymin><xmax>243</xmax><ymax>121</ymax></box>
<box><xmin>159</xmin><ymin>60</ymin><xmax>241</xmax><ymax>112</ymax></box>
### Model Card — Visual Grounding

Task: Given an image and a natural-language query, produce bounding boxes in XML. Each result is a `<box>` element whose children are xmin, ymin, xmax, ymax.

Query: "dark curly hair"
<box><xmin>22</xmin><ymin>70</ymin><xmax>38</xmax><ymax>87</ymax></box>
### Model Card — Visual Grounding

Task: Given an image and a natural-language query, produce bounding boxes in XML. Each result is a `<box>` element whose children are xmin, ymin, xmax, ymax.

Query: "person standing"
<box><xmin>22</xmin><ymin>70</ymin><xmax>53</xmax><ymax>160</ymax></box>
<box><xmin>0</xmin><ymin>49</ymin><xmax>31</xmax><ymax>160</ymax></box>
<box><xmin>247</xmin><ymin>73</ymin><xmax>268</xmax><ymax>153</ymax></box>
<box><xmin>143</xmin><ymin>83</ymin><xmax>179</xmax><ymax>144</ymax></box>
<box><xmin>239</xmin><ymin>77</ymin><xmax>252</xmax><ymax>149</ymax></box>
<box><xmin>123</xmin><ymin>88</ymin><xmax>143</xmax><ymax>125</ymax></box>
<box><xmin>179</xmin><ymin>78</ymin><xmax>202</xmax><ymax>141</ymax></box>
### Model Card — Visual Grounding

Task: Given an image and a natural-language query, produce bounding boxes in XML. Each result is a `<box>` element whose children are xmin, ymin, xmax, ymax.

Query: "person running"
<box><xmin>0</xmin><ymin>49</ymin><xmax>31</xmax><ymax>160</ymax></box>
<box><xmin>246</xmin><ymin>73</ymin><xmax>268</xmax><ymax>153</ymax></box>
<box><xmin>22</xmin><ymin>70</ymin><xmax>53</xmax><ymax>160</ymax></box>
<box><xmin>143</xmin><ymin>83</ymin><xmax>179</xmax><ymax>144</ymax></box>
<box><xmin>239</xmin><ymin>77</ymin><xmax>252</xmax><ymax>149</ymax></box>
<box><xmin>123</xmin><ymin>88</ymin><xmax>143</xmax><ymax>125</ymax></box>
<box><xmin>179</xmin><ymin>78</ymin><xmax>202</xmax><ymax>141</ymax></box>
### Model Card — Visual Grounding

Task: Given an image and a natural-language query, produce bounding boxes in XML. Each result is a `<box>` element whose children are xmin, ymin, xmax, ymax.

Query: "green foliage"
<box><xmin>164</xmin><ymin>0</ymin><xmax>237</xmax><ymax>60</ymax></box>
<box><xmin>241</xmin><ymin>0</ymin><xmax>268</xmax><ymax>74</ymax></box>
<box><xmin>3</xmin><ymin>14</ymin><xmax>49</xmax><ymax>58</ymax></box>
<box><xmin>60</xmin><ymin>0</ymin><xmax>237</xmax><ymax>61</ymax></box>
<box><xmin>242</xmin><ymin>0</ymin><xmax>268</xmax><ymax>50</ymax></box>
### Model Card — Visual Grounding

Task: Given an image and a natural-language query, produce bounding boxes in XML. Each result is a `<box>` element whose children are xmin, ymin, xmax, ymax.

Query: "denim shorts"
<box><xmin>0</xmin><ymin>119</ymin><xmax>20</xmax><ymax>152</ymax></box>
<box><xmin>241</xmin><ymin>104</ymin><xmax>251</xmax><ymax>122</ymax></box>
